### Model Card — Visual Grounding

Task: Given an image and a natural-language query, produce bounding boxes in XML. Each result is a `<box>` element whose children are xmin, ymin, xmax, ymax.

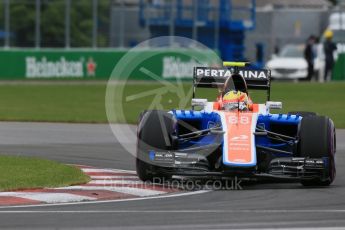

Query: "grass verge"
<box><xmin>0</xmin><ymin>82</ymin><xmax>343</xmax><ymax>128</ymax></box>
<box><xmin>0</xmin><ymin>155</ymin><xmax>90</xmax><ymax>191</ymax></box>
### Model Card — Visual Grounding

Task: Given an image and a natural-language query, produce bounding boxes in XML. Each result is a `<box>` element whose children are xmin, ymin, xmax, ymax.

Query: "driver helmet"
<box><xmin>222</xmin><ymin>90</ymin><xmax>250</xmax><ymax>111</ymax></box>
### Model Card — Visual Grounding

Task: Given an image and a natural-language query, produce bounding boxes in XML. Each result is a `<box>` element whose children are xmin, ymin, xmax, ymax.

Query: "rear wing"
<box><xmin>193</xmin><ymin>63</ymin><xmax>271</xmax><ymax>101</ymax></box>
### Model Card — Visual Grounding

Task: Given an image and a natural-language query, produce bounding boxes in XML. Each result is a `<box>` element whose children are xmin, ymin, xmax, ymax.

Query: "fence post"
<box><xmin>92</xmin><ymin>0</ymin><xmax>98</xmax><ymax>48</ymax></box>
<box><xmin>35</xmin><ymin>0</ymin><xmax>41</xmax><ymax>49</ymax></box>
<box><xmin>4</xmin><ymin>0</ymin><xmax>10</xmax><ymax>48</ymax></box>
<box><xmin>65</xmin><ymin>0</ymin><xmax>71</xmax><ymax>48</ymax></box>
<box><xmin>119</xmin><ymin>0</ymin><xmax>125</xmax><ymax>47</ymax></box>
<box><xmin>169</xmin><ymin>0</ymin><xmax>176</xmax><ymax>46</ymax></box>
<box><xmin>214</xmin><ymin>1</ymin><xmax>220</xmax><ymax>50</ymax></box>
<box><xmin>192</xmin><ymin>0</ymin><xmax>197</xmax><ymax>42</ymax></box>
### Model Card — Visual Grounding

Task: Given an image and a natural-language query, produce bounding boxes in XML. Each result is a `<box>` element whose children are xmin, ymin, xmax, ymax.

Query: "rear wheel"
<box><xmin>136</xmin><ymin>110</ymin><xmax>175</xmax><ymax>182</ymax></box>
<box><xmin>299</xmin><ymin>116</ymin><xmax>336</xmax><ymax>186</ymax></box>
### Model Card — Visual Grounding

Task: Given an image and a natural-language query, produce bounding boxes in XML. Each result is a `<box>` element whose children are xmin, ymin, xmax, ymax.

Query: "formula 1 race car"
<box><xmin>136</xmin><ymin>62</ymin><xmax>336</xmax><ymax>186</ymax></box>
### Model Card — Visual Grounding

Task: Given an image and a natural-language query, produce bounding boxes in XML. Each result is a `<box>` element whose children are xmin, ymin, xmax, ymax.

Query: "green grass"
<box><xmin>271</xmin><ymin>83</ymin><xmax>345</xmax><ymax>128</ymax></box>
<box><xmin>0</xmin><ymin>155</ymin><xmax>90</xmax><ymax>191</ymax></box>
<box><xmin>0</xmin><ymin>82</ymin><xmax>344</xmax><ymax>128</ymax></box>
<box><xmin>0</xmin><ymin>84</ymin><xmax>107</xmax><ymax>123</ymax></box>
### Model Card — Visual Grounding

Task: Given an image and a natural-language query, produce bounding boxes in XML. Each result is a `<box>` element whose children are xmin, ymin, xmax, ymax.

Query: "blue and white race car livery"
<box><xmin>136</xmin><ymin>62</ymin><xmax>336</xmax><ymax>186</ymax></box>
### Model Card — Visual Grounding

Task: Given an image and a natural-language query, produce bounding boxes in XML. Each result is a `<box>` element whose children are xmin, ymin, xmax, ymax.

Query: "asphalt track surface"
<box><xmin>0</xmin><ymin>122</ymin><xmax>344</xmax><ymax>229</ymax></box>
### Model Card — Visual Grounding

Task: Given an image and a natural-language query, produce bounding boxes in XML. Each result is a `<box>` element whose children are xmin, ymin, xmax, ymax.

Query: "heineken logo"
<box><xmin>86</xmin><ymin>57</ymin><xmax>97</xmax><ymax>77</ymax></box>
<box><xmin>162</xmin><ymin>56</ymin><xmax>207</xmax><ymax>79</ymax></box>
<box><xmin>25</xmin><ymin>56</ymin><xmax>97</xmax><ymax>78</ymax></box>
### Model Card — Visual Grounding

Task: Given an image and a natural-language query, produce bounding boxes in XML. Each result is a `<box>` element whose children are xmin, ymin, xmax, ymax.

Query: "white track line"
<box><xmin>252</xmin><ymin>228</ymin><xmax>344</xmax><ymax>230</ymax></box>
<box><xmin>101</xmin><ymin>168</ymin><xmax>136</xmax><ymax>173</ymax></box>
<box><xmin>0</xmin><ymin>192</ymin><xmax>96</xmax><ymax>203</ymax></box>
<box><xmin>86</xmin><ymin>180</ymin><xmax>145</xmax><ymax>185</ymax></box>
<box><xmin>72</xmin><ymin>165</ymin><xmax>137</xmax><ymax>174</ymax></box>
<box><xmin>55</xmin><ymin>185</ymin><xmax>167</xmax><ymax>196</ymax></box>
<box><xmin>0</xmin><ymin>190</ymin><xmax>209</xmax><ymax>209</ymax></box>
<box><xmin>1</xmin><ymin>209</ymin><xmax>345</xmax><ymax>213</ymax></box>
<box><xmin>81</xmin><ymin>168</ymin><xmax>135</xmax><ymax>173</ymax></box>
<box><xmin>0</xmin><ymin>209</ymin><xmax>345</xmax><ymax>214</ymax></box>
<box><xmin>90</xmin><ymin>176</ymin><xmax>139</xmax><ymax>179</ymax></box>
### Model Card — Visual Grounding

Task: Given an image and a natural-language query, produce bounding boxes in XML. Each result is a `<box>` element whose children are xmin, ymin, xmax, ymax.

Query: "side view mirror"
<box><xmin>266</xmin><ymin>101</ymin><xmax>282</xmax><ymax>110</ymax></box>
<box><xmin>191</xmin><ymin>98</ymin><xmax>208</xmax><ymax>108</ymax></box>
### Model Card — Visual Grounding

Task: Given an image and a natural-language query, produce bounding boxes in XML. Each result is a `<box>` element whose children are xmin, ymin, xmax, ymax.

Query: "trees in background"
<box><xmin>0</xmin><ymin>0</ymin><xmax>110</xmax><ymax>47</ymax></box>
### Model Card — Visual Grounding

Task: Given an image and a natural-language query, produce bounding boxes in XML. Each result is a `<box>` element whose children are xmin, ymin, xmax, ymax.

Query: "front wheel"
<box><xmin>299</xmin><ymin>116</ymin><xmax>336</xmax><ymax>186</ymax></box>
<box><xmin>136</xmin><ymin>110</ymin><xmax>175</xmax><ymax>182</ymax></box>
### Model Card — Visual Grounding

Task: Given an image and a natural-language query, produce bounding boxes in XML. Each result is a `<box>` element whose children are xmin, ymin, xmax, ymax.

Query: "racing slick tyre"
<box><xmin>288</xmin><ymin>111</ymin><xmax>317</xmax><ymax>117</ymax></box>
<box><xmin>299</xmin><ymin>116</ymin><xmax>336</xmax><ymax>186</ymax></box>
<box><xmin>136</xmin><ymin>110</ymin><xmax>175</xmax><ymax>182</ymax></box>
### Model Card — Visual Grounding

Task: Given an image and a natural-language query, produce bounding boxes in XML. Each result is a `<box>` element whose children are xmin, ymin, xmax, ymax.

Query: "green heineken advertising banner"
<box><xmin>333</xmin><ymin>53</ymin><xmax>345</xmax><ymax>81</ymax></box>
<box><xmin>0</xmin><ymin>49</ymin><xmax>218</xmax><ymax>80</ymax></box>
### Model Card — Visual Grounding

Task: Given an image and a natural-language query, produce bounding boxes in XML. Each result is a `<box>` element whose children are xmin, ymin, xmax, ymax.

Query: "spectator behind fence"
<box><xmin>304</xmin><ymin>35</ymin><xmax>316</xmax><ymax>81</ymax></box>
<box><xmin>323</xmin><ymin>30</ymin><xmax>337</xmax><ymax>81</ymax></box>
